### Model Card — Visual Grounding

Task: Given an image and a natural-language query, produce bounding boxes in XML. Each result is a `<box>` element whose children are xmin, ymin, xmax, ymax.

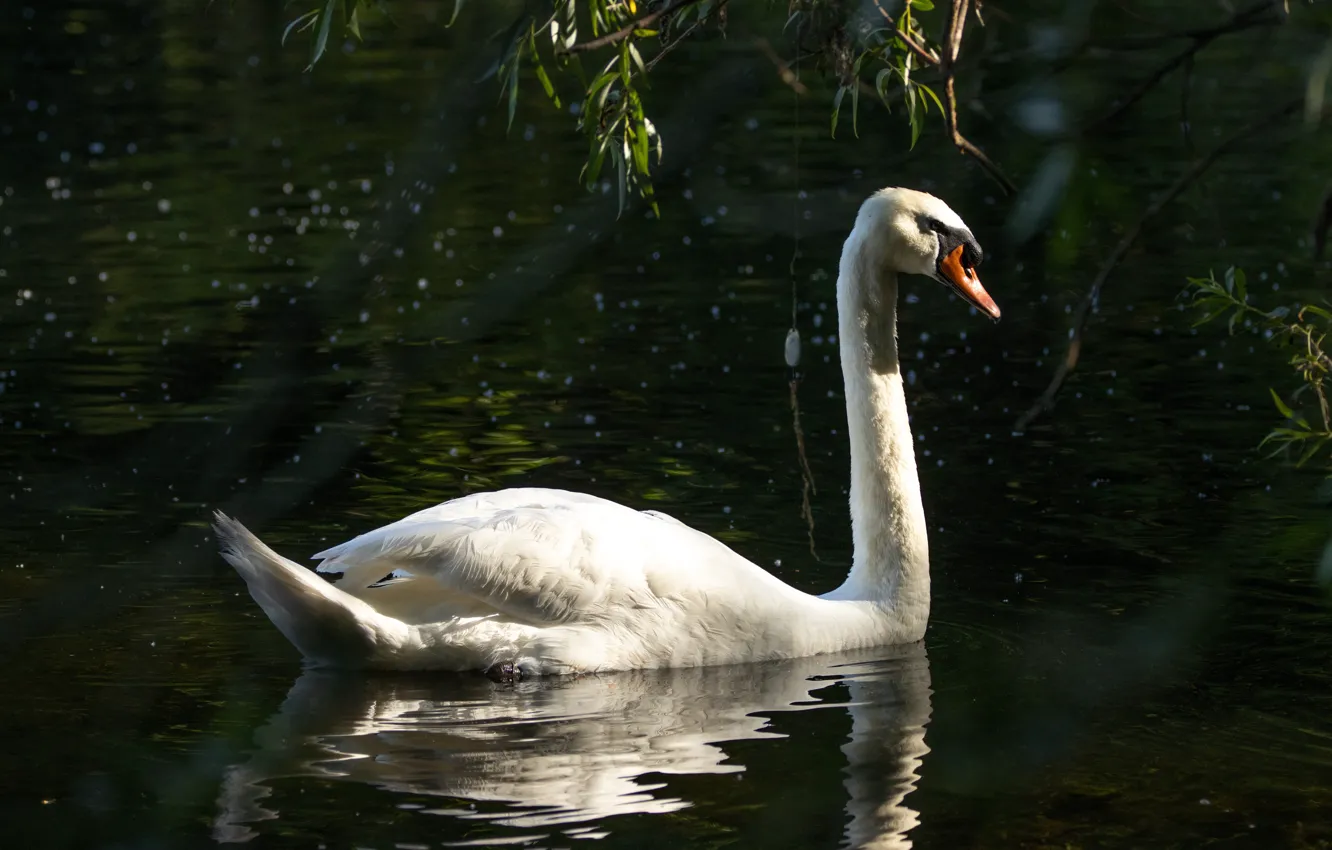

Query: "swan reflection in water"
<box><xmin>215</xmin><ymin>644</ymin><xmax>931</xmax><ymax>848</ymax></box>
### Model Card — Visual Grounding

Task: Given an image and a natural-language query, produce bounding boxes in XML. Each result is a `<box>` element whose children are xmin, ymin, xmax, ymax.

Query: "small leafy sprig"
<box><xmin>828</xmin><ymin>0</ymin><xmax>945</xmax><ymax>149</ymax></box>
<box><xmin>283</xmin><ymin>0</ymin><xmax>388</xmax><ymax>70</ymax></box>
<box><xmin>1188</xmin><ymin>267</ymin><xmax>1332</xmax><ymax>470</ymax></box>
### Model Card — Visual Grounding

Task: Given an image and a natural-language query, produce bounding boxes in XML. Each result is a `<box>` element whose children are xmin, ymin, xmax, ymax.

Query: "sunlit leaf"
<box><xmin>447</xmin><ymin>0</ymin><xmax>465</xmax><ymax>28</ymax></box>
<box><xmin>628</xmin><ymin>42</ymin><xmax>647</xmax><ymax>79</ymax></box>
<box><xmin>530</xmin><ymin>30</ymin><xmax>561</xmax><ymax>108</ymax></box>
<box><xmin>614</xmin><ymin>145</ymin><xmax>627</xmax><ymax>215</ymax></box>
<box><xmin>851</xmin><ymin>79</ymin><xmax>861</xmax><ymax>138</ymax></box>
<box><xmin>347</xmin><ymin>2</ymin><xmax>362</xmax><ymax>41</ymax></box>
<box><xmin>919</xmin><ymin>83</ymin><xmax>945</xmax><ymax>116</ymax></box>
<box><xmin>875</xmin><ymin>68</ymin><xmax>893</xmax><ymax>107</ymax></box>
<box><xmin>1278</xmin><ymin>389</ymin><xmax>1300</xmax><ymax>423</ymax></box>
<box><xmin>282</xmin><ymin>9</ymin><xmax>320</xmax><ymax>46</ymax></box>
<box><xmin>831</xmin><ymin>85</ymin><xmax>846</xmax><ymax>138</ymax></box>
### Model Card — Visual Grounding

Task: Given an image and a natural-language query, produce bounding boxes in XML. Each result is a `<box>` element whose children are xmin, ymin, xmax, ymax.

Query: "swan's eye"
<box><xmin>919</xmin><ymin>216</ymin><xmax>947</xmax><ymax>236</ymax></box>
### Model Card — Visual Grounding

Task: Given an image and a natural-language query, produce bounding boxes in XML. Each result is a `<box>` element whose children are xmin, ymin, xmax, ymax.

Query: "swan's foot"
<box><xmin>484</xmin><ymin>660</ymin><xmax>526</xmax><ymax>683</ymax></box>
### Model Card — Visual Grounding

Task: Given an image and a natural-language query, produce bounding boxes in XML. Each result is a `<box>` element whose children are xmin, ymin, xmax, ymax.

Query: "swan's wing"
<box><xmin>311</xmin><ymin>488</ymin><xmax>788</xmax><ymax>626</ymax></box>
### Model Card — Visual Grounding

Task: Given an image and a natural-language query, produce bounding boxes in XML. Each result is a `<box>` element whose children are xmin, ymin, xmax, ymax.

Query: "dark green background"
<box><xmin>2</xmin><ymin>1</ymin><xmax>1330</xmax><ymax>847</ymax></box>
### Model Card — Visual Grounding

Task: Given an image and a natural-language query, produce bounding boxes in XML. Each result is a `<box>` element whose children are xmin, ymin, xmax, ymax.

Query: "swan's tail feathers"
<box><xmin>213</xmin><ymin>512</ymin><xmax>407</xmax><ymax>668</ymax></box>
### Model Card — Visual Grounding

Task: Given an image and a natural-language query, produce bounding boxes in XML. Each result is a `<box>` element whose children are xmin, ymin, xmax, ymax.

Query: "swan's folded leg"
<box><xmin>213</xmin><ymin>512</ymin><xmax>410</xmax><ymax>668</ymax></box>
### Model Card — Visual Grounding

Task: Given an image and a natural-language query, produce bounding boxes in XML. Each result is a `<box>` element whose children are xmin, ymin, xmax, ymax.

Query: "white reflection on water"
<box><xmin>215</xmin><ymin>644</ymin><xmax>931</xmax><ymax>848</ymax></box>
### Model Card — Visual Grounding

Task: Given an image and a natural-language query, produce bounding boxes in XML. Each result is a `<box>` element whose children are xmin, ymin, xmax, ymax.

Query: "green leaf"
<box><xmin>347</xmin><ymin>2</ymin><xmax>362</xmax><ymax>40</ymax></box>
<box><xmin>584</xmin><ymin>134</ymin><xmax>611</xmax><ymax>188</ymax></box>
<box><xmin>919</xmin><ymin>83</ymin><xmax>945</xmax><ymax>116</ymax></box>
<box><xmin>563</xmin><ymin>1</ymin><xmax>577</xmax><ymax>50</ymax></box>
<box><xmin>506</xmin><ymin>48</ymin><xmax>521</xmax><ymax>131</ymax></box>
<box><xmin>283</xmin><ymin>9</ymin><xmax>320</xmax><ymax>46</ymax></box>
<box><xmin>447</xmin><ymin>0</ymin><xmax>465</xmax><ymax>28</ymax></box>
<box><xmin>628</xmin><ymin>42</ymin><xmax>648</xmax><ymax>79</ymax></box>
<box><xmin>628</xmin><ymin>93</ymin><xmax>650</xmax><ymax>177</ymax></box>
<box><xmin>851</xmin><ymin>80</ymin><xmax>861</xmax><ymax>138</ymax></box>
<box><xmin>906</xmin><ymin>87</ymin><xmax>922</xmax><ymax>150</ymax></box>
<box><xmin>530</xmin><ymin>31</ymin><xmax>561</xmax><ymax>108</ymax></box>
<box><xmin>1296</xmin><ymin>437</ymin><xmax>1329</xmax><ymax>466</ymax></box>
<box><xmin>1270</xmin><ymin>387</ymin><xmax>1296</xmax><ymax>420</ymax></box>
<box><xmin>308</xmin><ymin>0</ymin><xmax>338</xmax><ymax>69</ymax></box>
<box><xmin>831</xmin><ymin>85</ymin><xmax>846</xmax><ymax>138</ymax></box>
<box><xmin>1233</xmin><ymin>267</ymin><xmax>1247</xmax><ymax>301</ymax></box>
<box><xmin>1191</xmin><ymin>304</ymin><xmax>1231</xmax><ymax>328</ymax></box>
<box><xmin>1301</xmin><ymin>304</ymin><xmax>1332</xmax><ymax>322</ymax></box>
<box><xmin>614</xmin><ymin>145</ymin><xmax>628</xmax><ymax>216</ymax></box>
<box><xmin>911</xmin><ymin>0</ymin><xmax>935</xmax><ymax>9</ymax></box>
<box><xmin>875</xmin><ymin>68</ymin><xmax>894</xmax><ymax>106</ymax></box>
<box><xmin>588</xmin><ymin>68</ymin><xmax>617</xmax><ymax>99</ymax></box>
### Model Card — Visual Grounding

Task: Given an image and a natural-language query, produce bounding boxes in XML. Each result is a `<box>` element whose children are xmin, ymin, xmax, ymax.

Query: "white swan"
<box><xmin>214</xmin><ymin>187</ymin><xmax>999</xmax><ymax>676</ymax></box>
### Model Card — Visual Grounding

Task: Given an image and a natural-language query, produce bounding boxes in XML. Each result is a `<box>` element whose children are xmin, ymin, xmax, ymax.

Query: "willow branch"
<box><xmin>564</xmin><ymin>0</ymin><xmax>705</xmax><ymax>55</ymax></box>
<box><xmin>1014</xmin><ymin>98</ymin><xmax>1301</xmax><ymax>433</ymax></box>
<box><xmin>940</xmin><ymin>0</ymin><xmax>1015</xmax><ymax>194</ymax></box>
<box><xmin>755</xmin><ymin>37</ymin><xmax>809</xmax><ymax>95</ymax></box>
<box><xmin>871</xmin><ymin>0</ymin><xmax>940</xmax><ymax>66</ymax></box>
<box><xmin>1088</xmin><ymin>0</ymin><xmax>1286</xmax><ymax>130</ymax></box>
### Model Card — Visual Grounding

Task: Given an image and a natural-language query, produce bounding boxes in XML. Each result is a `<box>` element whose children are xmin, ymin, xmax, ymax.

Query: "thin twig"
<box><xmin>871</xmin><ymin>0</ymin><xmax>940</xmax><ymax>66</ymax></box>
<box><xmin>939</xmin><ymin>0</ymin><xmax>1016</xmax><ymax>194</ymax></box>
<box><xmin>564</xmin><ymin>0</ymin><xmax>705</xmax><ymax>55</ymax></box>
<box><xmin>1014</xmin><ymin>97</ymin><xmax>1301</xmax><ymax>432</ymax></box>
<box><xmin>645</xmin><ymin>0</ymin><xmax>726</xmax><ymax>72</ymax></box>
<box><xmin>755</xmin><ymin>36</ymin><xmax>809</xmax><ymax>95</ymax></box>
<box><xmin>872</xmin><ymin>0</ymin><xmax>1014</xmax><ymax>193</ymax></box>
<box><xmin>790</xmin><ymin>379</ymin><xmax>820</xmax><ymax>560</ymax></box>
<box><xmin>1088</xmin><ymin>0</ymin><xmax>1285</xmax><ymax>130</ymax></box>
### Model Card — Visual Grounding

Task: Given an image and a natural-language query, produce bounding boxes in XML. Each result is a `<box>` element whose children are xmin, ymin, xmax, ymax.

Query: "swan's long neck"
<box><xmin>823</xmin><ymin>224</ymin><xmax>930</xmax><ymax>637</ymax></box>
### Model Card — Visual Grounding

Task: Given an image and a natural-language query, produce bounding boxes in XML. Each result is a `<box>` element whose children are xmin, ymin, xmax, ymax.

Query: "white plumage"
<box><xmin>215</xmin><ymin>187</ymin><xmax>998</xmax><ymax>675</ymax></box>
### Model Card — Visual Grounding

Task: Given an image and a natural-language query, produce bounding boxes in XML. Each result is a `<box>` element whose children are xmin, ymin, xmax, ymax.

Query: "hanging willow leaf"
<box><xmin>530</xmin><ymin>29</ymin><xmax>560</xmax><ymax>107</ymax></box>
<box><xmin>507</xmin><ymin>62</ymin><xmax>521</xmax><ymax>131</ymax></box>
<box><xmin>283</xmin><ymin>9</ymin><xmax>320</xmax><ymax>46</ymax></box>
<box><xmin>346</xmin><ymin>2</ymin><xmax>363</xmax><ymax>41</ymax></box>
<box><xmin>584</xmin><ymin>133</ymin><xmax>612</xmax><ymax>189</ymax></box>
<box><xmin>447</xmin><ymin>0</ymin><xmax>465</xmax><ymax>28</ymax></box>
<box><xmin>919</xmin><ymin>82</ymin><xmax>945</xmax><ymax>115</ymax></box>
<box><xmin>831</xmin><ymin>85</ymin><xmax>846</xmax><ymax>138</ymax></box>
<box><xmin>1271</xmin><ymin>387</ymin><xmax>1297</xmax><ymax>420</ymax></box>
<box><xmin>309</xmin><ymin>0</ymin><xmax>339</xmax><ymax>69</ymax></box>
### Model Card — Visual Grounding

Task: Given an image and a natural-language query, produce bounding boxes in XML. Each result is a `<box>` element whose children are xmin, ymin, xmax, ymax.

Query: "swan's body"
<box><xmin>215</xmin><ymin>187</ymin><xmax>999</xmax><ymax>675</ymax></box>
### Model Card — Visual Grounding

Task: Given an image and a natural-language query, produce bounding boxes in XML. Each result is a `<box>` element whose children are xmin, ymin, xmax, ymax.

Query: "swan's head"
<box><xmin>859</xmin><ymin>187</ymin><xmax>1000</xmax><ymax>320</ymax></box>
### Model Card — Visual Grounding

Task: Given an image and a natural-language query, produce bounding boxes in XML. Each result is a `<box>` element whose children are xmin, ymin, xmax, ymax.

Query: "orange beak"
<box><xmin>939</xmin><ymin>244</ymin><xmax>1001</xmax><ymax>320</ymax></box>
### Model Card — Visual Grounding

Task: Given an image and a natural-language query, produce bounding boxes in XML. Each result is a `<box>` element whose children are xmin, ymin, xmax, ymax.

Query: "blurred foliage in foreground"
<box><xmin>280</xmin><ymin>0</ymin><xmax>1014</xmax><ymax>211</ymax></box>
<box><xmin>1188</xmin><ymin>267</ymin><xmax>1332</xmax><ymax>473</ymax></box>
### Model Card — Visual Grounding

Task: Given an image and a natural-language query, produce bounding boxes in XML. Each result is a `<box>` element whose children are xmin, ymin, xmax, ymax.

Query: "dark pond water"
<box><xmin>3</xmin><ymin>1</ymin><xmax>1332</xmax><ymax>847</ymax></box>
